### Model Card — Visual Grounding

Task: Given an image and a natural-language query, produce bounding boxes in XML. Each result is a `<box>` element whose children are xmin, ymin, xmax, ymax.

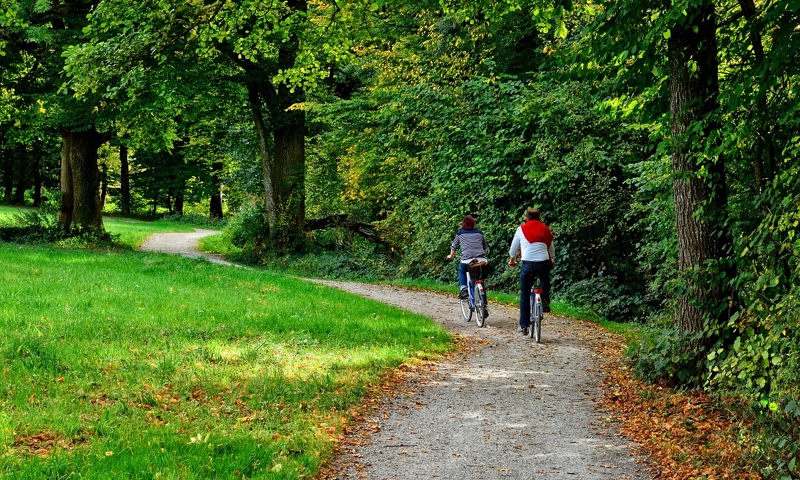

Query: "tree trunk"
<box><xmin>668</xmin><ymin>2</ymin><xmax>733</xmax><ymax>345</ymax></box>
<box><xmin>59</xmin><ymin>128</ymin><xmax>106</xmax><ymax>229</ymax></box>
<box><xmin>270</xmin><ymin>0</ymin><xmax>307</xmax><ymax>248</ymax></box>
<box><xmin>273</xmin><ymin>115</ymin><xmax>306</xmax><ymax>237</ymax></box>
<box><xmin>174</xmin><ymin>193</ymin><xmax>184</xmax><ymax>216</ymax></box>
<box><xmin>12</xmin><ymin>144</ymin><xmax>29</xmax><ymax>205</ymax></box>
<box><xmin>247</xmin><ymin>83</ymin><xmax>277</xmax><ymax>227</ymax></box>
<box><xmin>225</xmin><ymin>0</ymin><xmax>307</xmax><ymax>250</ymax></box>
<box><xmin>739</xmin><ymin>0</ymin><xmax>776</xmax><ymax>191</ymax></box>
<box><xmin>2</xmin><ymin>145</ymin><xmax>12</xmax><ymax>203</ymax></box>
<box><xmin>32</xmin><ymin>153</ymin><xmax>42</xmax><ymax>207</ymax></box>
<box><xmin>100</xmin><ymin>162</ymin><xmax>108</xmax><ymax>209</ymax></box>
<box><xmin>210</xmin><ymin>161</ymin><xmax>223</xmax><ymax>219</ymax></box>
<box><xmin>120</xmin><ymin>144</ymin><xmax>131</xmax><ymax>215</ymax></box>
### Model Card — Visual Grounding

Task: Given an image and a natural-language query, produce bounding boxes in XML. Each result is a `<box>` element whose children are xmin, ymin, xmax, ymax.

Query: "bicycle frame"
<box><xmin>459</xmin><ymin>262</ymin><xmax>487</xmax><ymax>327</ymax></box>
<box><xmin>465</xmin><ymin>270</ymin><xmax>485</xmax><ymax>309</ymax></box>
<box><xmin>529</xmin><ymin>278</ymin><xmax>544</xmax><ymax>342</ymax></box>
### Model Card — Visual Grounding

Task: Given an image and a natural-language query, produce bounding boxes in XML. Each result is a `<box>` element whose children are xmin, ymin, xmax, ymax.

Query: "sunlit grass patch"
<box><xmin>0</xmin><ymin>243</ymin><xmax>452</xmax><ymax>479</ymax></box>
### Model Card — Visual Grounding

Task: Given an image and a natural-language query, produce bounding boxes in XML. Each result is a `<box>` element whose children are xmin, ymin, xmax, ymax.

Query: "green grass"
<box><xmin>0</xmin><ymin>243</ymin><xmax>453</xmax><ymax>479</ymax></box>
<box><xmin>0</xmin><ymin>205</ymin><xmax>34</xmax><ymax>220</ymax></box>
<box><xmin>0</xmin><ymin>205</ymin><xmax>218</xmax><ymax>249</ymax></box>
<box><xmin>199</xmin><ymin>231</ymin><xmax>241</xmax><ymax>257</ymax></box>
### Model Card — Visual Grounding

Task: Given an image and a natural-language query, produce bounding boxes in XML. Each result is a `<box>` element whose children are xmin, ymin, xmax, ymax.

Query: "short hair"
<box><xmin>526</xmin><ymin>208</ymin><xmax>541</xmax><ymax>221</ymax></box>
<box><xmin>461</xmin><ymin>215</ymin><xmax>476</xmax><ymax>230</ymax></box>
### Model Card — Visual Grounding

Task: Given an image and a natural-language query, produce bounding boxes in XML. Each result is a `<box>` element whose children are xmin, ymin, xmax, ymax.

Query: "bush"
<box><xmin>559</xmin><ymin>275</ymin><xmax>651</xmax><ymax>322</ymax></box>
<box><xmin>628</xmin><ymin>326</ymin><xmax>704</xmax><ymax>386</ymax></box>
<box><xmin>223</xmin><ymin>200</ymin><xmax>271</xmax><ymax>261</ymax></box>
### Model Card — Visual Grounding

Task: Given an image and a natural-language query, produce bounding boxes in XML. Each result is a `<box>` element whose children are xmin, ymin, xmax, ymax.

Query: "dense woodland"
<box><xmin>1</xmin><ymin>0</ymin><xmax>799</xmax><ymax>475</ymax></box>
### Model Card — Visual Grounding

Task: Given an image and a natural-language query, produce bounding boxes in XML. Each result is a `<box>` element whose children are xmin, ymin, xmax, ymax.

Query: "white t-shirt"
<box><xmin>509</xmin><ymin>226</ymin><xmax>555</xmax><ymax>262</ymax></box>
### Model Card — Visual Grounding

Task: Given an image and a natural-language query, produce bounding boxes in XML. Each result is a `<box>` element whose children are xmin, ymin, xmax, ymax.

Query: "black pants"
<box><xmin>519</xmin><ymin>260</ymin><xmax>551</xmax><ymax>328</ymax></box>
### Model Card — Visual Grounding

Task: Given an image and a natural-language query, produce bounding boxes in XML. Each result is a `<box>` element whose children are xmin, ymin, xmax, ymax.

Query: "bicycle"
<box><xmin>528</xmin><ymin>278</ymin><xmax>544</xmax><ymax>343</ymax></box>
<box><xmin>458</xmin><ymin>259</ymin><xmax>489</xmax><ymax>328</ymax></box>
<box><xmin>508</xmin><ymin>260</ymin><xmax>547</xmax><ymax>342</ymax></box>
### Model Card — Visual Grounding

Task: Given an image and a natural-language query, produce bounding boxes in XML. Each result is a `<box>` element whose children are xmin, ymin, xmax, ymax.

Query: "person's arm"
<box><xmin>447</xmin><ymin>234</ymin><xmax>460</xmax><ymax>260</ymax></box>
<box><xmin>548</xmin><ymin>241</ymin><xmax>555</xmax><ymax>267</ymax></box>
<box><xmin>508</xmin><ymin>229</ymin><xmax>521</xmax><ymax>265</ymax></box>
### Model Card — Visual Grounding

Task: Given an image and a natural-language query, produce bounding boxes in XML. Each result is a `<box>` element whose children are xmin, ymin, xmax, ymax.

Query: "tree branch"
<box><xmin>305</xmin><ymin>214</ymin><xmax>394</xmax><ymax>251</ymax></box>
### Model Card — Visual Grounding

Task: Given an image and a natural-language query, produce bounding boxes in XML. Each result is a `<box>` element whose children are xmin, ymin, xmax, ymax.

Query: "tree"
<box><xmin>667</xmin><ymin>2</ymin><xmax>734</xmax><ymax>346</ymax></box>
<box><xmin>1</xmin><ymin>0</ymin><xmax>110</xmax><ymax>229</ymax></box>
<box><xmin>64</xmin><ymin>0</ymin><xmax>359</xmax><ymax>249</ymax></box>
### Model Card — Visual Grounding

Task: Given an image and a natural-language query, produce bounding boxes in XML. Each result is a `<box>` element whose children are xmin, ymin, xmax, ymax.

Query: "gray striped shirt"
<box><xmin>451</xmin><ymin>229</ymin><xmax>488</xmax><ymax>261</ymax></box>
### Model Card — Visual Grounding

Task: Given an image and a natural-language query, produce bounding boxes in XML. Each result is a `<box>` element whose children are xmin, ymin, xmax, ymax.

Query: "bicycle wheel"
<box><xmin>533</xmin><ymin>302</ymin><xmax>543</xmax><ymax>343</ymax></box>
<box><xmin>528</xmin><ymin>293</ymin><xmax>536</xmax><ymax>339</ymax></box>
<box><xmin>474</xmin><ymin>284</ymin><xmax>487</xmax><ymax>328</ymax></box>
<box><xmin>460</xmin><ymin>294</ymin><xmax>473</xmax><ymax>322</ymax></box>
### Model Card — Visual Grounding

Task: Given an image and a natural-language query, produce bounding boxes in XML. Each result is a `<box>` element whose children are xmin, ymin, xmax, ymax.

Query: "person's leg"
<box><xmin>540</xmin><ymin>261</ymin><xmax>552</xmax><ymax>312</ymax></box>
<box><xmin>457</xmin><ymin>262</ymin><xmax>469</xmax><ymax>298</ymax></box>
<box><xmin>519</xmin><ymin>262</ymin><xmax>534</xmax><ymax>329</ymax></box>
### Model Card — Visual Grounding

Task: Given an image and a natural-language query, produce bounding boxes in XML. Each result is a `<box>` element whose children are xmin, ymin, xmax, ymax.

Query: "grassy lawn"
<box><xmin>0</xmin><ymin>205</ymin><xmax>34</xmax><ymax>220</ymax></box>
<box><xmin>0</xmin><ymin>243</ymin><xmax>453</xmax><ymax>479</ymax></box>
<box><xmin>0</xmin><ymin>206</ymin><xmax>216</xmax><ymax>249</ymax></box>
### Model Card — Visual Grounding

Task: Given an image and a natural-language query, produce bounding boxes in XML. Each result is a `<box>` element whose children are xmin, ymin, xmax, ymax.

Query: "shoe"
<box><xmin>483</xmin><ymin>307</ymin><xmax>489</xmax><ymax>318</ymax></box>
<box><xmin>459</xmin><ymin>287</ymin><xmax>468</xmax><ymax>299</ymax></box>
<box><xmin>519</xmin><ymin>326</ymin><xmax>528</xmax><ymax>336</ymax></box>
<box><xmin>543</xmin><ymin>305</ymin><xmax>551</xmax><ymax>313</ymax></box>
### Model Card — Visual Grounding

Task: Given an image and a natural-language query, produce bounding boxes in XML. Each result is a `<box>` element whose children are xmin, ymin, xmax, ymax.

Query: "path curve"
<box><xmin>138</xmin><ymin>231</ymin><xmax>652</xmax><ymax>479</ymax></box>
<box><xmin>139</xmin><ymin>229</ymin><xmax>233</xmax><ymax>265</ymax></box>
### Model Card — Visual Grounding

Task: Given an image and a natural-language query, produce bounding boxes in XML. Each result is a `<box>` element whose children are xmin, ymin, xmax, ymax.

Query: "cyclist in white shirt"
<box><xmin>508</xmin><ymin>208</ymin><xmax>555</xmax><ymax>335</ymax></box>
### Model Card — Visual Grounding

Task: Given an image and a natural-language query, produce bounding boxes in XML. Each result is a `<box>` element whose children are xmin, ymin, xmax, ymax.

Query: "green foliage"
<box><xmin>224</xmin><ymin>199</ymin><xmax>272</xmax><ymax>261</ymax></box>
<box><xmin>629</xmin><ymin>326</ymin><xmax>704</xmax><ymax>386</ymax></box>
<box><xmin>705</xmin><ymin>165</ymin><xmax>800</xmax><ymax>400</ymax></box>
<box><xmin>271</xmin><ymin>235</ymin><xmax>397</xmax><ymax>281</ymax></box>
<box><xmin>162</xmin><ymin>212</ymin><xmax>226</xmax><ymax>228</ymax></box>
<box><xmin>560</xmin><ymin>275</ymin><xmax>650</xmax><ymax>322</ymax></box>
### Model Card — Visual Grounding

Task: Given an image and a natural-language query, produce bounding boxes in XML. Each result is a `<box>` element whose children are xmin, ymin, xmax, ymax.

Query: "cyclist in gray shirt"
<box><xmin>446</xmin><ymin>215</ymin><xmax>488</xmax><ymax>300</ymax></box>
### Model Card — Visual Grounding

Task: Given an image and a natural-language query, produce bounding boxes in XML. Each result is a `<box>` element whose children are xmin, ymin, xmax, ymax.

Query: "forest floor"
<box><xmin>140</xmin><ymin>230</ymin><xmax>758</xmax><ymax>480</ymax></box>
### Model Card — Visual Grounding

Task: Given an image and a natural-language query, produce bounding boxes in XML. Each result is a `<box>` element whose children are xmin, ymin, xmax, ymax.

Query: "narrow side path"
<box><xmin>139</xmin><ymin>229</ymin><xmax>233</xmax><ymax>265</ymax></box>
<box><xmin>313</xmin><ymin>281</ymin><xmax>653</xmax><ymax>480</ymax></box>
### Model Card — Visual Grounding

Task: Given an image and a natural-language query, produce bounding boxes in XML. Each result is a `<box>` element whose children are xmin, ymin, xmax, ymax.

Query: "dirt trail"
<box><xmin>139</xmin><ymin>231</ymin><xmax>653</xmax><ymax>479</ymax></box>
<box><xmin>139</xmin><ymin>229</ymin><xmax>232</xmax><ymax>265</ymax></box>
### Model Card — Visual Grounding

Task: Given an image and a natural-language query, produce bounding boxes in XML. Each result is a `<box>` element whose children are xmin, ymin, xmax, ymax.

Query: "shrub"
<box><xmin>223</xmin><ymin>200</ymin><xmax>271</xmax><ymax>261</ymax></box>
<box><xmin>560</xmin><ymin>275</ymin><xmax>652</xmax><ymax>322</ymax></box>
<box><xmin>628</xmin><ymin>326</ymin><xmax>704</xmax><ymax>386</ymax></box>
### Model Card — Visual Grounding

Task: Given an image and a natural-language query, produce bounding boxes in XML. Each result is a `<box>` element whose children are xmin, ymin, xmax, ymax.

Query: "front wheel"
<box><xmin>460</xmin><ymin>295</ymin><xmax>473</xmax><ymax>323</ymax></box>
<box><xmin>474</xmin><ymin>284</ymin><xmax>487</xmax><ymax>328</ymax></box>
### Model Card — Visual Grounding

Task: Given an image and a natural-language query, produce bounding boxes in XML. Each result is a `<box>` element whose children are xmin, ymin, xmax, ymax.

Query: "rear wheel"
<box><xmin>528</xmin><ymin>293</ymin><xmax>536</xmax><ymax>339</ymax></box>
<box><xmin>474</xmin><ymin>285</ymin><xmax>486</xmax><ymax>328</ymax></box>
<box><xmin>460</xmin><ymin>294</ymin><xmax>473</xmax><ymax>323</ymax></box>
<box><xmin>533</xmin><ymin>302</ymin><xmax>543</xmax><ymax>343</ymax></box>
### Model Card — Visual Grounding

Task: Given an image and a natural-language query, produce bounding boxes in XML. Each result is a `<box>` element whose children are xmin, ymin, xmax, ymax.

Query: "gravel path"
<box><xmin>139</xmin><ymin>229</ymin><xmax>233</xmax><ymax>265</ymax></box>
<box><xmin>138</xmin><ymin>231</ymin><xmax>653</xmax><ymax>479</ymax></box>
<box><xmin>313</xmin><ymin>281</ymin><xmax>652</xmax><ymax>480</ymax></box>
